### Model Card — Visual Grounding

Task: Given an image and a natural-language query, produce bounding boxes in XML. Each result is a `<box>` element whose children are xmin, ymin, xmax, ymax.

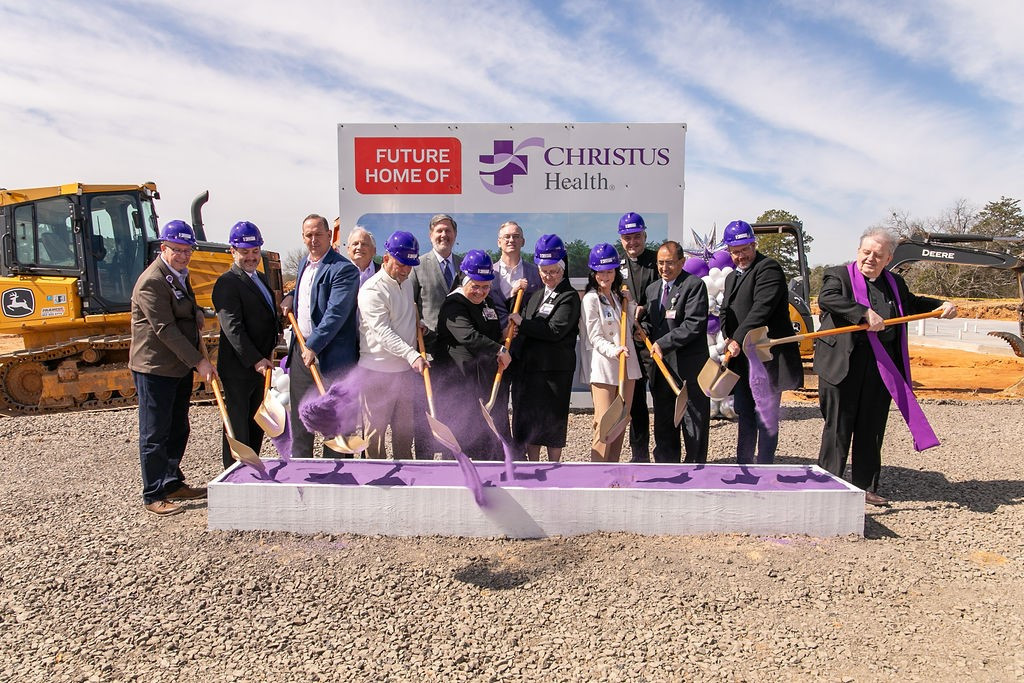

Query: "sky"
<box><xmin>1</xmin><ymin>0</ymin><xmax>1022</xmax><ymax>266</ymax></box>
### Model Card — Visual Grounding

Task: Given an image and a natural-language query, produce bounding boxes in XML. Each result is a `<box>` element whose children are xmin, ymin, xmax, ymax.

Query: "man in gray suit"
<box><xmin>129</xmin><ymin>220</ymin><xmax>216</xmax><ymax>516</ymax></box>
<box><xmin>409</xmin><ymin>213</ymin><xmax>462</xmax><ymax>458</ymax></box>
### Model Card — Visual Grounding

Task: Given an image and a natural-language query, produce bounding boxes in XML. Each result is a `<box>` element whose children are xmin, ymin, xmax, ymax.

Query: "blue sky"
<box><xmin>1</xmin><ymin>0</ymin><xmax>1021</xmax><ymax>265</ymax></box>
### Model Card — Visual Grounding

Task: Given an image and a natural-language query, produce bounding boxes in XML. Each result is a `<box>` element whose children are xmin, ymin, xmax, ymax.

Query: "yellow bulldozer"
<box><xmin>0</xmin><ymin>182</ymin><xmax>283</xmax><ymax>415</ymax></box>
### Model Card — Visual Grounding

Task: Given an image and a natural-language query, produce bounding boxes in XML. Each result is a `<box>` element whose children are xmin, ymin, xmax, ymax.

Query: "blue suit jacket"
<box><xmin>291</xmin><ymin>249</ymin><xmax>359</xmax><ymax>376</ymax></box>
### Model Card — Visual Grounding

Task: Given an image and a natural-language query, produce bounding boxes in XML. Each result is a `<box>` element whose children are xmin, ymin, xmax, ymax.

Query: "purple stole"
<box><xmin>847</xmin><ymin>263</ymin><xmax>939</xmax><ymax>451</ymax></box>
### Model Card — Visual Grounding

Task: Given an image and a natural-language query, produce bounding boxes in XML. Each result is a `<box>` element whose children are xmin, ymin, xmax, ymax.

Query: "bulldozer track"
<box><xmin>0</xmin><ymin>332</ymin><xmax>219</xmax><ymax>417</ymax></box>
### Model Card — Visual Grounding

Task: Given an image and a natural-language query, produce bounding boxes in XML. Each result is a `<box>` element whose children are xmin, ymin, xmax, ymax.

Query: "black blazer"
<box><xmin>643</xmin><ymin>272</ymin><xmax>709</xmax><ymax>378</ymax></box>
<box><xmin>435</xmin><ymin>292</ymin><xmax>503</xmax><ymax>385</ymax></box>
<box><xmin>517</xmin><ymin>278</ymin><xmax>581</xmax><ymax>373</ymax></box>
<box><xmin>212</xmin><ymin>265</ymin><xmax>280</xmax><ymax>379</ymax></box>
<box><xmin>721</xmin><ymin>252</ymin><xmax>802</xmax><ymax>389</ymax></box>
<box><xmin>813</xmin><ymin>265</ymin><xmax>941</xmax><ymax>385</ymax></box>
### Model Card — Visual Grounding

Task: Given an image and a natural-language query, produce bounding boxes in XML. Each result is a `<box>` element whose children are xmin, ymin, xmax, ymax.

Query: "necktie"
<box><xmin>442</xmin><ymin>259</ymin><xmax>454</xmax><ymax>290</ymax></box>
<box><xmin>661</xmin><ymin>281</ymin><xmax>670</xmax><ymax>308</ymax></box>
<box><xmin>251</xmin><ymin>272</ymin><xmax>274</xmax><ymax>310</ymax></box>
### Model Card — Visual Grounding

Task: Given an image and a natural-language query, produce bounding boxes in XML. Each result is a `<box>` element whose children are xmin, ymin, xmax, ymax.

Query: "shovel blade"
<box><xmin>228</xmin><ymin>434</ymin><xmax>267</xmax><ymax>476</ymax></box>
<box><xmin>427</xmin><ymin>412</ymin><xmax>462</xmax><ymax>453</ymax></box>
<box><xmin>479</xmin><ymin>398</ymin><xmax>502</xmax><ymax>439</ymax></box>
<box><xmin>254</xmin><ymin>401</ymin><xmax>286</xmax><ymax>438</ymax></box>
<box><xmin>597</xmin><ymin>396</ymin><xmax>628</xmax><ymax>443</ymax></box>
<box><xmin>698</xmin><ymin>358</ymin><xmax>740</xmax><ymax>399</ymax></box>
<box><xmin>743</xmin><ymin>326</ymin><xmax>773</xmax><ymax>362</ymax></box>
<box><xmin>324</xmin><ymin>433</ymin><xmax>370</xmax><ymax>455</ymax></box>
<box><xmin>673</xmin><ymin>382</ymin><xmax>688</xmax><ymax>427</ymax></box>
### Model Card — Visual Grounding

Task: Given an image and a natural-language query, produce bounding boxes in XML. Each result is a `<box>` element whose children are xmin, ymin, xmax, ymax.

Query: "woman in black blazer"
<box><xmin>509</xmin><ymin>235</ymin><xmax>581</xmax><ymax>462</ymax></box>
<box><xmin>434</xmin><ymin>250</ymin><xmax>512</xmax><ymax>459</ymax></box>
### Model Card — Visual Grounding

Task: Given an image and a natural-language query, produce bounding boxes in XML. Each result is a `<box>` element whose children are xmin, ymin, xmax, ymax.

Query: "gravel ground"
<box><xmin>1</xmin><ymin>400</ymin><xmax>1022</xmax><ymax>682</ymax></box>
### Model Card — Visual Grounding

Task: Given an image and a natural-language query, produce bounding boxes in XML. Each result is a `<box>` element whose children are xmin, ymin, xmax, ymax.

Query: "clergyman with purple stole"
<box><xmin>813</xmin><ymin>227</ymin><xmax>957</xmax><ymax>506</ymax></box>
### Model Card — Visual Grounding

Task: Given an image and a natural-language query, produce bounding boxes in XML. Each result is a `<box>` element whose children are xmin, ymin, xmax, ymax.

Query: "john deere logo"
<box><xmin>2</xmin><ymin>288</ymin><xmax>35</xmax><ymax>318</ymax></box>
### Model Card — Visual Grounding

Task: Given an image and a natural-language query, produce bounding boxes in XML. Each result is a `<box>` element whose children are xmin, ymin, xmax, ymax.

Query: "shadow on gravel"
<box><xmin>454</xmin><ymin>558</ymin><xmax>530</xmax><ymax>590</ymax></box>
<box><xmin>780</xmin><ymin>405</ymin><xmax>824</xmax><ymax>422</ymax></box>
<box><xmin>885</xmin><ymin>466</ymin><xmax>1024</xmax><ymax>513</ymax></box>
<box><xmin>864</xmin><ymin>512</ymin><xmax>900</xmax><ymax>540</ymax></box>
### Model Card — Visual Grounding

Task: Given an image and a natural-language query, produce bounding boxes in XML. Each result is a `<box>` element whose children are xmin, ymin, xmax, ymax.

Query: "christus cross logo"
<box><xmin>479</xmin><ymin>137</ymin><xmax>544</xmax><ymax>194</ymax></box>
<box><xmin>2</xmin><ymin>288</ymin><xmax>35</xmax><ymax>318</ymax></box>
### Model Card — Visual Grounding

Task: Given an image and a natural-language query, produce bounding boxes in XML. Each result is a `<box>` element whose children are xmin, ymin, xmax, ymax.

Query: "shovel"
<box><xmin>479</xmin><ymin>289</ymin><xmax>523</xmax><ymax>437</ymax></box>
<box><xmin>253</xmin><ymin>368</ymin><xmax>286</xmax><ymax>438</ymax></box>
<box><xmin>286</xmin><ymin>312</ymin><xmax>368</xmax><ymax>455</ymax></box>
<box><xmin>198</xmin><ymin>341</ymin><xmax>267</xmax><ymax>476</ymax></box>
<box><xmin>743</xmin><ymin>309</ymin><xmax>946</xmax><ymax>363</ymax></box>
<box><xmin>210</xmin><ymin>376</ymin><xmax>268</xmax><ymax>476</ymax></box>
<box><xmin>418</xmin><ymin>326</ymin><xmax>462</xmax><ymax>453</ymax></box>
<box><xmin>638</xmin><ymin>328</ymin><xmax>687</xmax><ymax>427</ymax></box>
<box><xmin>597</xmin><ymin>292</ymin><xmax>632</xmax><ymax>443</ymax></box>
<box><xmin>698</xmin><ymin>349</ymin><xmax>738</xmax><ymax>399</ymax></box>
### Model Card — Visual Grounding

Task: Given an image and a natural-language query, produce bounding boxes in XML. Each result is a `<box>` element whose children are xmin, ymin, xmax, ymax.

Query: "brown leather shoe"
<box><xmin>864</xmin><ymin>491</ymin><xmax>890</xmax><ymax>507</ymax></box>
<box><xmin>145</xmin><ymin>500</ymin><xmax>184</xmax><ymax>516</ymax></box>
<box><xmin>166</xmin><ymin>485</ymin><xmax>207</xmax><ymax>501</ymax></box>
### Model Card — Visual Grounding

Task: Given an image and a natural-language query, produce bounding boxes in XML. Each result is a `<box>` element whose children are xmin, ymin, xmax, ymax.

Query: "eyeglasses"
<box><xmin>164</xmin><ymin>245</ymin><xmax>193</xmax><ymax>255</ymax></box>
<box><xmin>499</xmin><ymin>234</ymin><xmax>522</xmax><ymax>241</ymax></box>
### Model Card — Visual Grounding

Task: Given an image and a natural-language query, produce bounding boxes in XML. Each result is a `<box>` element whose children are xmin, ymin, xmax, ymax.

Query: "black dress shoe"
<box><xmin>864</xmin><ymin>491</ymin><xmax>890</xmax><ymax>507</ymax></box>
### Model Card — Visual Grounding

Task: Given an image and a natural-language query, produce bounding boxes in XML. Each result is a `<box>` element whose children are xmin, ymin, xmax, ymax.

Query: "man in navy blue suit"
<box><xmin>281</xmin><ymin>214</ymin><xmax>359</xmax><ymax>457</ymax></box>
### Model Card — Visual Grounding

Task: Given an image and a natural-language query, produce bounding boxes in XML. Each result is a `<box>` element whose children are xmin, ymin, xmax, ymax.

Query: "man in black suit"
<box><xmin>643</xmin><ymin>241</ymin><xmax>710</xmax><ymax>463</ymax></box>
<box><xmin>814</xmin><ymin>227</ymin><xmax>957</xmax><ymax>505</ymax></box>
<box><xmin>719</xmin><ymin>220</ymin><xmax>802</xmax><ymax>464</ymax></box>
<box><xmin>409</xmin><ymin>214</ymin><xmax>462</xmax><ymax>458</ymax></box>
<box><xmin>212</xmin><ymin>221</ymin><xmax>280</xmax><ymax>469</ymax></box>
<box><xmin>617</xmin><ymin>211</ymin><xmax>657</xmax><ymax>462</ymax></box>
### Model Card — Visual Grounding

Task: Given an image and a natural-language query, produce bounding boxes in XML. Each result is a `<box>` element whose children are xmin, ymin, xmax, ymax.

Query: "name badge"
<box><xmin>482</xmin><ymin>306</ymin><xmax>497</xmax><ymax>321</ymax></box>
<box><xmin>666</xmin><ymin>309</ymin><xmax>677</xmax><ymax>320</ymax></box>
<box><xmin>538</xmin><ymin>302</ymin><xmax>555</xmax><ymax>317</ymax></box>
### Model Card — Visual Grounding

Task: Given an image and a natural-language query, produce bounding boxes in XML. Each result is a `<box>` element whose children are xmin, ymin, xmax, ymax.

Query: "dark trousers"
<box><xmin>650</xmin><ymin>369</ymin><xmax>709</xmax><ymax>463</ymax></box>
<box><xmin>733</xmin><ymin>375</ymin><xmax>781</xmax><ymax>464</ymax></box>
<box><xmin>817</xmin><ymin>343</ymin><xmax>892</xmax><ymax>491</ymax></box>
<box><xmin>220</xmin><ymin>372</ymin><xmax>264</xmax><ymax>469</ymax></box>
<box><xmin>288</xmin><ymin>349</ymin><xmax>352</xmax><ymax>458</ymax></box>
<box><xmin>628</xmin><ymin>374</ymin><xmax>650</xmax><ymax>462</ymax></box>
<box><xmin>134</xmin><ymin>371</ymin><xmax>192</xmax><ymax>504</ymax></box>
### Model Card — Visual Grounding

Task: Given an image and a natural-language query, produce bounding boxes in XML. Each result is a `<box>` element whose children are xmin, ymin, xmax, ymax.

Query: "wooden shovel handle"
<box><xmin>263</xmin><ymin>366</ymin><xmax>273</xmax><ymax>393</ymax></box>
<box><xmin>417</xmin><ymin>325</ymin><xmax>436</xmax><ymax>418</ymax></box>
<box><xmin>287</xmin><ymin>311</ymin><xmax>327</xmax><ymax>394</ymax></box>
<box><xmin>485</xmin><ymin>288</ymin><xmax>525</xmax><ymax>405</ymax></box>
<box><xmin>637</xmin><ymin>328</ymin><xmax>683</xmax><ymax>397</ymax></box>
<box><xmin>764</xmin><ymin>308</ymin><xmax>944</xmax><ymax>348</ymax></box>
<box><xmin>198</xmin><ymin>340</ymin><xmax>237</xmax><ymax>441</ymax></box>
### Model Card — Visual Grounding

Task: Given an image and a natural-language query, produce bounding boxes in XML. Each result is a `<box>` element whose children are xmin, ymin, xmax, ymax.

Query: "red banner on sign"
<box><xmin>354</xmin><ymin>137</ymin><xmax>462</xmax><ymax>194</ymax></box>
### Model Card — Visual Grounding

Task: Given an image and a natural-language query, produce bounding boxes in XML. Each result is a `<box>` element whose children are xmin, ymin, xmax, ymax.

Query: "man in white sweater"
<box><xmin>357</xmin><ymin>231</ymin><xmax>428</xmax><ymax>458</ymax></box>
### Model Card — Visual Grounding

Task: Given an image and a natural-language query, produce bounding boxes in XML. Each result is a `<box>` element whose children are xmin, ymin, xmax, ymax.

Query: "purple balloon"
<box><xmin>683</xmin><ymin>256</ymin><xmax>710</xmax><ymax>278</ymax></box>
<box><xmin>709</xmin><ymin>250</ymin><xmax>734</xmax><ymax>270</ymax></box>
<box><xmin>707</xmin><ymin>315</ymin><xmax>721</xmax><ymax>337</ymax></box>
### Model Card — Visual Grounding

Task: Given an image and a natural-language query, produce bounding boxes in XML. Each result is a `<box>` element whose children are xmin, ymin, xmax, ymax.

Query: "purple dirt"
<box><xmin>452</xmin><ymin>450</ymin><xmax>487</xmax><ymax>506</ymax></box>
<box><xmin>299</xmin><ymin>381</ymin><xmax>358</xmax><ymax>438</ymax></box>
<box><xmin>743</xmin><ymin>341</ymin><xmax>780</xmax><ymax>436</ymax></box>
<box><xmin>269</xmin><ymin>411</ymin><xmax>292</xmax><ymax>461</ymax></box>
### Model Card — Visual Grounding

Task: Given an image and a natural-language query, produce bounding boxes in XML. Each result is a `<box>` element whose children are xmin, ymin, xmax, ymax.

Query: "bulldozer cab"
<box><xmin>1</xmin><ymin>183</ymin><xmax>160</xmax><ymax>321</ymax></box>
<box><xmin>751</xmin><ymin>221</ymin><xmax>815</xmax><ymax>355</ymax></box>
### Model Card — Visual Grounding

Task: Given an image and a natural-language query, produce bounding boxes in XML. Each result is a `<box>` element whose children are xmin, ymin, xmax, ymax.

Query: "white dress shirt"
<box><xmin>357</xmin><ymin>267</ymin><xmax>420</xmax><ymax>373</ymax></box>
<box><xmin>296</xmin><ymin>257</ymin><xmax>321</xmax><ymax>338</ymax></box>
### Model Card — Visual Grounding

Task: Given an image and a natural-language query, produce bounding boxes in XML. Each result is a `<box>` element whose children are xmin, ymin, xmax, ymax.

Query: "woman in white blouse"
<box><xmin>581</xmin><ymin>243</ymin><xmax>641</xmax><ymax>461</ymax></box>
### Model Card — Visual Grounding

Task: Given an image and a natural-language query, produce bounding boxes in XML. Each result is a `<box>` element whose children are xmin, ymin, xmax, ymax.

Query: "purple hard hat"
<box><xmin>228</xmin><ymin>220</ymin><xmax>264</xmax><ymax>248</ymax></box>
<box><xmin>683</xmin><ymin>256</ymin><xmax>710</xmax><ymax>278</ymax></box>
<box><xmin>534</xmin><ymin>234</ymin><xmax>567</xmax><ymax>266</ymax></box>
<box><xmin>618</xmin><ymin>212</ymin><xmax>646</xmax><ymax>235</ymax></box>
<box><xmin>588</xmin><ymin>243</ymin><xmax>619</xmax><ymax>271</ymax></box>
<box><xmin>384</xmin><ymin>230</ymin><xmax>420</xmax><ymax>266</ymax></box>
<box><xmin>460</xmin><ymin>249</ymin><xmax>495</xmax><ymax>281</ymax></box>
<box><xmin>722</xmin><ymin>220</ymin><xmax>756</xmax><ymax>247</ymax></box>
<box><xmin>159</xmin><ymin>220</ymin><xmax>197</xmax><ymax>247</ymax></box>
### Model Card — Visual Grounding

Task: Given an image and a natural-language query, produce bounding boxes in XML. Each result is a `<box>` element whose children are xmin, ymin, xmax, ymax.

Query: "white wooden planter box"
<box><xmin>208</xmin><ymin>460</ymin><xmax>863</xmax><ymax>538</ymax></box>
